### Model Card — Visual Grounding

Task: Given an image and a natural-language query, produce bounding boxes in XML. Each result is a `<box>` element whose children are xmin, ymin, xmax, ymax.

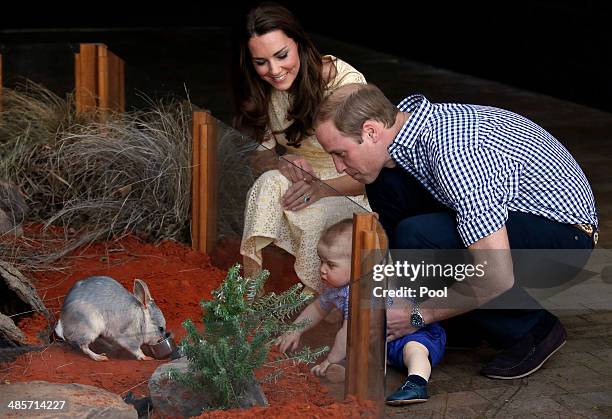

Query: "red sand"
<box><xmin>1</xmin><ymin>227</ymin><xmax>375</xmax><ymax>417</ymax></box>
<box><xmin>3</xmin><ymin>232</ymin><xmax>226</xmax><ymax>398</ymax></box>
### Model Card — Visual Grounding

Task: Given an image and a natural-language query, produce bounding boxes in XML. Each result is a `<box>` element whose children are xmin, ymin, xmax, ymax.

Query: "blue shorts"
<box><xmin>387</xmin><ymin>322</ymin><xmax>446</xmax><ymax>369</ymax></box>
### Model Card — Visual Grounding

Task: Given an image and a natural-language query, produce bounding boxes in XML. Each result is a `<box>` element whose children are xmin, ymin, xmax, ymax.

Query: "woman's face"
<box><xmin>248</xmin><ymin>29</ymin><xmax>301</xmax><ymax>91</ymax></box>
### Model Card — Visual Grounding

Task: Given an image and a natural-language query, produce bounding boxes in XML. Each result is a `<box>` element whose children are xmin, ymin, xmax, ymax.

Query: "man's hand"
<box><xmin>386</xmin><ymin>305</ymin><xmax>416</xmax><ymax>341</ymax></box>
<box><xmin>278</xmin><ymin>155</ymin><xmax>315</xmax><ymax>183</ymax></box>
<box><xmin>275</xmin><ymin>331</ymin><xmax>302</xmax><ymax>353</ymax></box>
<box><xmin>311</xmin><ymin>359</ymin><xmax>331</xmax><ymax>377</ymax></box>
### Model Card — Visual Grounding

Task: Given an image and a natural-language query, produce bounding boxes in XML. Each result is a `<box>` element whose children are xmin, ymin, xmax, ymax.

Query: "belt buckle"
<box><xmin>574</xmin><ymin>223</ymin><xmax>598</xmax><ymax>246</ymax></box>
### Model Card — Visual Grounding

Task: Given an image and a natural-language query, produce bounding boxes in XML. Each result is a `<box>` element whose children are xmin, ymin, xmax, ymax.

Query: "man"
<box><xmin>314</xmin><ymin>83</ymin><xmax>598</xmax><ymax>379</ymax></box>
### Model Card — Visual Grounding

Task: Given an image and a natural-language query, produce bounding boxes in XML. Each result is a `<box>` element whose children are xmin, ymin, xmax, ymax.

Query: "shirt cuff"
<box><xmin>457</xmin><ymin>204</ymin><xmax>508</xmax><ymax>247</ymax></box>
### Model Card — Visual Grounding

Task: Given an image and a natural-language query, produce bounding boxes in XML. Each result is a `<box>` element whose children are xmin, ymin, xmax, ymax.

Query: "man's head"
<box><xmin>317</xmin><ymin>219</ymin><xmax>353</xmax><ymax>288</ymax></box>
<box><xmin>314</xmin><ymin>83</ymin><xmax>401</xmax><ymax>184</ymax></box>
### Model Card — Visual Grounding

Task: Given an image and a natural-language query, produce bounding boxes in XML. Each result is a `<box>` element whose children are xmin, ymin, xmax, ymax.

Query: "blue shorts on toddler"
<box><xmin>387</xmin><ymin>322</ymin><xmax>446</xmax><ymax>369</ymax></box>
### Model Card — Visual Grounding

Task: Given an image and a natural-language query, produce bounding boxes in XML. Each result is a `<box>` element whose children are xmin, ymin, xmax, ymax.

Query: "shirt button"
<box><xmin>574</xmin><ymin>236</ymin><xmax>579</xmax><ymax>240</ymax></box>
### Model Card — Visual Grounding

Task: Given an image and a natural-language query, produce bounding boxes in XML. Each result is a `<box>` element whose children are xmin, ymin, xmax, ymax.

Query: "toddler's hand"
<box><xmin>310</xmin><ymin>359</ymin><xmax>330</xmax><ymax>377</ymax></box>
<box><xmin>275</xmin><ymin>331</ymin><xmax>301</xmax><ymax>353</ymax></box>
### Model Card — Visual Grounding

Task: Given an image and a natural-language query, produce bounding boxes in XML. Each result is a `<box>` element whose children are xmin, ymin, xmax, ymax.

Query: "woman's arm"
<box><xmin>282</xmin><ymin>174</ymin><xmax>366</xmax><ymax>211</ymax></box>
<box><xmin>319</xmin><ymin>174</ymin><xmax>365</xmax><ymax>197</ymax></box>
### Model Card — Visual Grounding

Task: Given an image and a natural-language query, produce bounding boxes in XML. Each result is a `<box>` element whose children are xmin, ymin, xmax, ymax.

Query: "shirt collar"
<box><xmin>388</xmin><ymin>95</ymin><xmax>432</xmax><ymax>156</ymax></box>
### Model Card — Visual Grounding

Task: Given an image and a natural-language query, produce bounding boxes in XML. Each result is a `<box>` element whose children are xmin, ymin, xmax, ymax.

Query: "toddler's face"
<box><xmin>318</xmin><ymin>243</ymin><xmax>351</xmax><ymax>288</ymax></box>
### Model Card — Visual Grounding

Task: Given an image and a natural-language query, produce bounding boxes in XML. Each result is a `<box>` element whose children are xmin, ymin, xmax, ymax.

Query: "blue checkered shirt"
<box><xmin>318</xmin><ymin>285</ymin><xmax>350</xmax><ymax>320</ymax></box>
<box><xmin>388</xmin><ymin>95</ymin><xmax>598</xmax><ymax>246</ymax></box>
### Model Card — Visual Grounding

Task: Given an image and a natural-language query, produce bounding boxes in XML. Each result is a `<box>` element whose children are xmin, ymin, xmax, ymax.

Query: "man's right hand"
<box><xmin>386</xmin><ymin>305</ymin><xmax>417</xmax><ymax>341</ymax></box>
<box><xmin>278</xmin><ymin>155</ymin><xmax>315</xmax><ymax>183</ymax></box>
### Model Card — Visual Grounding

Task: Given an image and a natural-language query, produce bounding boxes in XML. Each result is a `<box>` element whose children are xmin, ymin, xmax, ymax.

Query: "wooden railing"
<box><xmin>346</xmin><ymin>212</ymin><xmax>387</xmax><ymax>403</ymax></box>
<box><xmin>75</xmin><ymin>44</ymin><xmax>125</xmax><ymax>116</ymax></box>
<box><xmin>191</xmin><ymin>111</ymin><xmax>218</xmax><ymax>254</ymax></box>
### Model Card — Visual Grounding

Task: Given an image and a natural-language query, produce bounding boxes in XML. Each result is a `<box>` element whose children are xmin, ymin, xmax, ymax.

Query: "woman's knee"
<box><xmin>248</xmin><ymin>170</ymin><xmax>289</xmax><ymax>196</ymax></box>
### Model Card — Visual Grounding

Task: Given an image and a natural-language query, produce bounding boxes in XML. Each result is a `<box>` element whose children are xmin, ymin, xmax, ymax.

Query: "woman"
<box><xmin>233</xmin><ymin>2</ymin><xmax>369</xmax><ymax>293</ymax></box>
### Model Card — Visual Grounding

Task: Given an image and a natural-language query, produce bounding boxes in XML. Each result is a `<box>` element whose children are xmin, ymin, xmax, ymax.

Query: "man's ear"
<box><xmin>362</xmin><ymin>120</ymin><xmax>381</xmax><ymax>142</ymax></box>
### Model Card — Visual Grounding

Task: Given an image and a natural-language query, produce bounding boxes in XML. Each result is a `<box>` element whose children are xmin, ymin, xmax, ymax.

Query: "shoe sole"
<box><xmin>325</xmin><ymin>364</ymin><xmax>345</xmax><ymax>383</ymax></box>
<box><xmin>484</xmin><ymin>340</ymin><xmax>566</xmax><ymax>380</ymax></box>
<box><xmin>386</xmin><ymin>398</ymin><xmax>428</xmax><ymax>406</ymax></box>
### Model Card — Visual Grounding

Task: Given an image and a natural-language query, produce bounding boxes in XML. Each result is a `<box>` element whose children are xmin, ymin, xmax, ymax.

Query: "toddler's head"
<box><xmin>317</xmin><ymin>219</ymin><xmax>353</xmax><ymax>288</ymax></box>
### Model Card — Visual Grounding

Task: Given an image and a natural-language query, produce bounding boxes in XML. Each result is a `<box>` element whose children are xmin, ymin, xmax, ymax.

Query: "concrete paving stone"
<box><xmin>591</xmin><ymin>348</ymin><xmax>612</xmax><ymax>363</ymax></box>
<box><xmin>538</xmin><ymin>366</ymin><xmax>612</xmax><ymax>393</ymax></box>
<box><xmin>581</xmin><ymin>311</ymin><xmax>612</xmax><ymax>325</ymax></box>
<box><xmin>568</xmin><ymin>324</ymin><xmax>612</xmax><ymax>339</ymax></box>
<box><xmin>553</xmin><ymin>391</ymin><xmax>612</xmax><ymax>412</ymax></box>
<box><xmin>428</xmin><ymin>369</ymin><xmax>454</xmax><ymax>382</ymax></box>
<box><xmin>384</xmin><ymin>391</ymin><xmax>490</xmax><ymax>418</ymax></box>
<box><xmin>583</xmin><ymin>358</ymin><xmax>612</xmax><ymax>378</ymax></box>
<box><xmin>556</xmin><ymin>315</ymin><xmax>594</xmax><ymax>328</ymax></box>
<box><xmin>563</xmin><ymin>337</ymin><xmax>611</xmax><ymax>352</ymax></box>
<box><xmin>385</xmin><ymin>407</ymin><xmax>444</xmax><ymax>419</ymax></box>
<box><xmin>445</xmin><ymin>391</ymin><xmax>490</xmax><ymax>407</ymax></box>
<box><xmin>475</xmin><ymin>379</ymin><xmax>568</xmax><ymax>402</ymax></box>
<box><xmin>484</xmin><ymin>397</ymin><xmax>570</xmax><ymax>417</ymax></box>
<box><xmin>429</xmin><ymin>376</ymin><xmax>515</xmax><ymax>395</ymax></box>
<box><xmin>543</xmin><ymin>349</ymin><xmax>605</xmax><ymax>369</ymax></box>
<box><xmin>554</xmin><ymin>409</ymin><xmax>612</xmax><ymax>419</ymax></box>
<box><xmin>434</xmin><ymin>363</ymin><xmax>483</xmax><ymax>379</ymax></box>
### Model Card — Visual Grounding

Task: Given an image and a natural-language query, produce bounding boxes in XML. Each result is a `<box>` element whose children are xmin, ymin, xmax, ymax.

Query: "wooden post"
<box><xmin>75</xmin><ymin>43</ymin><xmax>125</xmax><ymax>116</ymax></box>
<box><xmin>0</xmin><ymin>53</ymin><xmax>3</xmax><ymax>113</ymax></box>
<box><xmin>345</xmin><ymin>213</ymin><xmax>387</xmax><ymax>403</ymax></box>
<box><xmin>191</xmin><ymin>111</ymin><xmax>218</xmax><ymax>254</ymax></box>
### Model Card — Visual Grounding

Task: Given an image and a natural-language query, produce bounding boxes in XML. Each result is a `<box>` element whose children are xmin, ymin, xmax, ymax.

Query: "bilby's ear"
<box><xmin>133</xmin><ymin>279</ymin><xmax>152</xmax><ymax>308</ymax></box>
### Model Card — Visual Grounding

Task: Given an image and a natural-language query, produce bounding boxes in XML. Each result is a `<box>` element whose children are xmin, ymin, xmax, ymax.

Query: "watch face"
<box><xmin>410</xmin><ymin>313</ymin><xmax>424</xmax><ymax>328</ymax></box>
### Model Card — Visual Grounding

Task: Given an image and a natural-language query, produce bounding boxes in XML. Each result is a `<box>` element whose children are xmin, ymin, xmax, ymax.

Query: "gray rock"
<box><xmin>0</xmin><ymin>181</ymin><xmax>28</xmax><ymax>236</ymax></box>
<box><xmin>149</xmin><ymin>356</ymin><xmax>268</xmax><ymax>417</ymax></box>
<box><xmin>0</xmin><ymin>381</ymin><xmax>137</xmax><ymax>418</ymax></box>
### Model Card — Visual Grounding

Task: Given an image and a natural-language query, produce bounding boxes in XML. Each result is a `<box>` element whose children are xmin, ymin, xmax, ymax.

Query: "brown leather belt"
<box><xmin>572</xmin><ymin>223</ymin><xmax>599</xmax><ymax>245</ymax></box>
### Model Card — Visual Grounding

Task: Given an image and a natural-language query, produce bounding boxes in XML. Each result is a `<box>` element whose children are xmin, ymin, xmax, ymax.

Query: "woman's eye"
<box><xmin>254</xmin><ymin>60</ymin><xmax>266</xmax><ymax>66</ymax></box>
<box><xmin>278</xmin><ymin>53</ymin><xmax>288</xmax><ymax>59</ymax></box>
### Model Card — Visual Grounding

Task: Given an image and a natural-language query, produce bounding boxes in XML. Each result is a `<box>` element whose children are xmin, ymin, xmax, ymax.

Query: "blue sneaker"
<box><xmin>385</xmin><ymin>379</ymin><xmax>429</xmax><ymax>405</ymax></box>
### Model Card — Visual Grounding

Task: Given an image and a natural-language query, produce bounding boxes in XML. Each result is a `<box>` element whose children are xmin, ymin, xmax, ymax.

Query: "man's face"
<box><xmin>315</xmin><ymin>120</ymin><xmax>385</xmax><ymax>184</ymax></box>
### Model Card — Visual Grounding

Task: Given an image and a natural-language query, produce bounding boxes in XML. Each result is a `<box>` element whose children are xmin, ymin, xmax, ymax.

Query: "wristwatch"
<box><xmin>410</xmin><ymin>302</ymin><xmax>425</xmax><ymax>328</ymax></box>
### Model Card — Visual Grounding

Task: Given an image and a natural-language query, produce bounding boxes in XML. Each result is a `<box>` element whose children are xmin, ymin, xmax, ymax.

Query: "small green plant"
<box><xmin>173</xmin><ymin>263</ymin><xmax>328</xmax><ymax>409</ymax></box>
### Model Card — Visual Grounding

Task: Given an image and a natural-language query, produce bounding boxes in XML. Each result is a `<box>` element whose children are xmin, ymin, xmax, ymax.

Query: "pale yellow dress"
<box><xmin>240</xmin><ymin>56</ymin><xmax>371</xmax><ymax>293</ymax></box>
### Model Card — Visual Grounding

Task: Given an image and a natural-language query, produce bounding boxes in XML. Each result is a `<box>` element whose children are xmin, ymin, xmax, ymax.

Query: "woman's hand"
<box><xmin>310</xmin><ymin>359</ymin><xmax>331</xmax><ymax>377</ymax></box>
<box><xmin>278</xmin><ymin>154</ymin><xmax>315</xmax><ymax>184</ymax></box>
<box><xmin>275</xmin><ymin>330</ymin><xmax>302</xmax><ymax>353</ymax></box>
<box><xmin>281</xmin><ymin>179</ymin><xmax>322</xmax><ymax>211</ymax></box>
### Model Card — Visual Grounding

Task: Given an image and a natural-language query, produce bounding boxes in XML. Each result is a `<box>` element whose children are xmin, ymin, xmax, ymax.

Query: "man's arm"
<box><xmin>386</xmin><ymin>226</ymin><xmax>515</xmax><ymax>341</ymax></box>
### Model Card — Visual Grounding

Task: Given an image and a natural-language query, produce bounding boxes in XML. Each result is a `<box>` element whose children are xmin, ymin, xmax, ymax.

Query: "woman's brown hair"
<box><xmin>232</xmin><ymin>2</ymin><xmax>326</xmax><ymax>147</ymax></box>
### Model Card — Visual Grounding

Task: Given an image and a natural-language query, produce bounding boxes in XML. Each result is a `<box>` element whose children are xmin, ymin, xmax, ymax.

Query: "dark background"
<box><xmin>1</xmin><ymin>1</ymin><xmax>611</xmax><ymax>113</ymax></box>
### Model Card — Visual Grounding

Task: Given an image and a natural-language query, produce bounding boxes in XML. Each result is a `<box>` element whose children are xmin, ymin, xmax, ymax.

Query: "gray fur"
<box><xmin>54</xmin><ymin>276</ymin><xmax>166</xmax><ymax>361</ymax></box>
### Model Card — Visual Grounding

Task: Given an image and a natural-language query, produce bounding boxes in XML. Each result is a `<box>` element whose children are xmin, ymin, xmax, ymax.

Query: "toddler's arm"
<box><xmin>276</xmin><ymin>298</ymin><xmax>328</xmax><ymax>352</ymax></box>
<box><xmin>311</xmin><ymin>318</ymin><xmax>348</xmax><ymax>377</ymax></box>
